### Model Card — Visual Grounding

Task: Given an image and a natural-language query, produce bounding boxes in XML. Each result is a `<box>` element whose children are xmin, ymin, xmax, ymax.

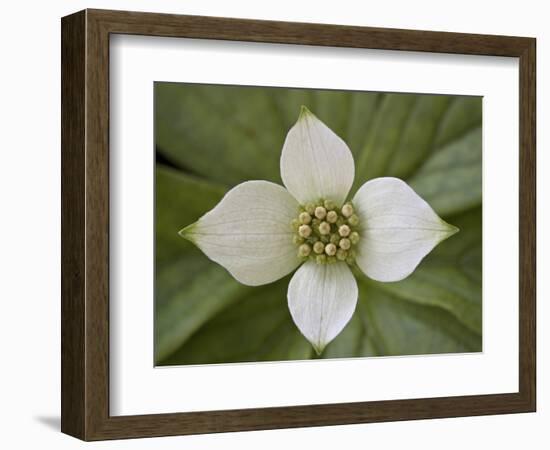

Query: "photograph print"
<box><xmin>154</xmin><ymin>82</ymin><xmax>482</xmax><ymax>366</ymax></box>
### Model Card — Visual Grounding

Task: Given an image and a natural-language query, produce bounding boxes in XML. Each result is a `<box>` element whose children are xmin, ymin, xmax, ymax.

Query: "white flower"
<box><xmin>180</xmin><ymin>106</ymin><xmax>458</xmax><ymax>354</ymax></box>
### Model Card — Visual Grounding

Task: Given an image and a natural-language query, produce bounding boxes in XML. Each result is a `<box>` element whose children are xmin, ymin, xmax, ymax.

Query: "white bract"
<box><xmin>180</xmin><ymin>106</ymin><xmax>458</xmax><ymax>354</ymax></box>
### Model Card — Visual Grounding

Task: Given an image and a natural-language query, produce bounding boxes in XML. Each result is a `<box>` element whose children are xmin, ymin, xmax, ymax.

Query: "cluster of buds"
<box><xmin>291</xmin><ymin>199</ymin><xmax>360</xmax><ymax>265</ymax></box>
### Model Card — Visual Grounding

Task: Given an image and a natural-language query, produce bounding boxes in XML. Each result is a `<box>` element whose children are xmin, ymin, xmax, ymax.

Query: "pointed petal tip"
<box><xmin>178</xmin><ymin>223</ymin><xmax>196</xmax><ymax>241</ymax></box>
<box><xmin>312</xmin><ymin>343</ymin><xmax>325</xmax><ymax>355</ymax></box>
<box><xmin>288</xmin><ymin>261</ymin><xmax>358</xmax><ymax>353</ymax></box>
<box><xmin>299</xmin><ymin>105</ymin><xmax>312</xmax><ymax>119</ymax></box>
<box><xmin>442</xmin><ymin>221</ymin><xmax>460</xmax><ymax>239</ymax></box>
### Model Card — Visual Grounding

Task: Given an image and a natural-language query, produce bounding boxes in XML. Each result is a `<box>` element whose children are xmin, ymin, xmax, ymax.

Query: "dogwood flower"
<box><xmin>180</xmin><ymin>106</ymin><xmax>458</xmax><ymax>354</ymax></box>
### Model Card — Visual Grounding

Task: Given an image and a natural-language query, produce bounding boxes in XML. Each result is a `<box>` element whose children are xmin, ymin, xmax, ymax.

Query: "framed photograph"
<box><xmin>61</xmin><ymin>9</ymin><xmax>536</xmax><ymax>440</ymax></box>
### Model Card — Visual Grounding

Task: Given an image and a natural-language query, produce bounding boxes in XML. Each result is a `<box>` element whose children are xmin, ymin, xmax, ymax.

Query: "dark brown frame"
<box><xmin>61</xmin><ymin>8</ymin><xmax>536</xmax><ymax>441</ymax></box>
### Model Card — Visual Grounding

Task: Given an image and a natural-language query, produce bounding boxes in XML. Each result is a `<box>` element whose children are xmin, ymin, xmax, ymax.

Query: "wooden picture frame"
<box><xmin>61</xmin><ymin>8</ymin><xmax>536</xmax><ymax>441</ymax></box>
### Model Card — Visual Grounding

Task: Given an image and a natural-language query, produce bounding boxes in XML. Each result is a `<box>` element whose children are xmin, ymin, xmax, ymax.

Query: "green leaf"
<box><xmin>433</xmin><ymin>96</ymin><xmax>483</xmax><ymax>149</ymax></box>
<box><xmin>319</xmin><ymin>309</ymin><xmax>376</xmax><ymax>358</ymax></box>
<box><xmin>156</xmin><ymin>83</ymin><xmax>290</xmax><ymax>186</ymax></box>
<box><xmin>352</xmin><ymin>95</ymin><xmax>482</xmax><ymax>217</ymax></box>
<box><xmin>155</xmin><ymin>166</ymin><xmax>251</xmax><ymax>362</ymax></box>
<box><xmin>324</xmin><ymin>282</ymin><xmax>481</xmax><ymax>358</ymax></box>
<box><xmin>155</xmin><ymin>164</ymin><xmax>227</xmax><ymax>269</ymax></box>
<box><xmin>354</xmin><ymin>94</ymin><xmax>453</xmax><ymax>184</ymax></box>
<box><xmin>408</xmin><ymin>127</ymin><xmax>482</xmax><ymax>216</ymax></box>
<box><xmin>343</xmin><ymin>92</ymin><xmax>382</xmax><ymax>157</ymax></box>
<box><xmin>310</xmin><ymin>90</ymin><xmax>354</xmax><ymax>143</ymax></box>
<box><xmin>354</xmin><ymin>93</ymin><xmax>419</xmax><ymax>185</ymax></box>
<box><xmin>160</xmin><ymin>276</ymin><xmax>313</xmax><ymax>365</ymax></box>
<box><xmin>155</xmin><ymin>257</ymin><xmax>250</xmax><ymax>362</ymax></box>
<box><xmin>385</xmin><ymin>95</ymin><xmax>452</xmax><ymax>178</ymax></box>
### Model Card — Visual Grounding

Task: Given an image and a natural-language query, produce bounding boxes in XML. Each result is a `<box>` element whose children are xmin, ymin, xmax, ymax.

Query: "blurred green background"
<box><xmin>154</xmin><ymin>82</ymin><xmax>482</xmax><ymax>366</ymax></box>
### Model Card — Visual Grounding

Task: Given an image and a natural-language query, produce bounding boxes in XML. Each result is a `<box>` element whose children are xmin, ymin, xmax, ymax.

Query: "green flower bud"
<box><xmin>313</xmin><ymin>241</ymin><xmax>325</xmax><ymax>254</ymax></box>
<box><xmin>350</xmin><ymin>231</ymin><xmax>360</xmax><ymax>244</ymax></box>
<box><xmin>338</xmin><ymin>224</ymin><xmax>351</xmax><ymax>237</ymax></box>
<box><xmin>314</xmin><ymin>206</ymin><xmax>327</xmax><ymax>220</ymax></box>
<box><xmin>324</xmin><ymin>199</ymin><xmax>336</xmax><ymax>211</ymax></box>
<box><xmin>326</xmin><ymin>210</ymin><xmax>338</xmax><ymax>223</ymax></box>
<box><xmin>298</xmin><ymin>224</ymin><xmax>312</xmax><ymax>238</ymax></box>
<box><xmin>316</xmin><ymin>254</ymin><xmax>327</xmax><ymax>264</ymax></box>
<box><xmin>307</xmin><ymin>235</ymin><xmax>319</xmax><ymax>244</ymax></box>
<box><xmin>348</xmin><ymin>214</ymin><xmax>360</xmax><ymax>227</ymax></box>
<box><xmin>336</xmin><ymin>248</ymin><xmax>347</xmax><ymax>261</ymax></box>
<box><xmin>293</xmin><ymin>235</ymin><xmax>304</xmax><ymax>245</ymax></box>
<box><xmin>341</xmin><ymin>203</ymin><xmax>354</xmax><ymax>218</ymax></box>
<box><xmin>330</xmin><ymin>233</ymin><xmax>340</xmax><ymax>244</ymax></box>
<box><xmin>298</xmin><ymin>243</ymin><xmax>311</xmax><ymax>257</ymax></box>
<box><xmin>318</xmin><ymin>221</ymin><xmax>331</xmax><ymax>235</ymax></box>
<box><xmin>325</xmin><ymin>243</ymin><xmax>337</xmax><ymax>256</ymax></box>
<box><xmin>339</xmin><ymin>238</ymin><xmax>351</xmax><ymax>250</ymax></box>
<box><xmin>299</xmin><ymin>211</ymin><xmax>312</xmax><ymax>224</ymax></box>
<box><xmin>304</xmin><ymin>203</ymin><xmax>316</xmax><ymax>215</ymax></box>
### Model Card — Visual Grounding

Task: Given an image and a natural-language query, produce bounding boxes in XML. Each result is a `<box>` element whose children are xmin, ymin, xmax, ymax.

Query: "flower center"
<box><xmin>291</xmin><ymin>199</ymin><xmax>360</xmax><ymax>265</ymax></box>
